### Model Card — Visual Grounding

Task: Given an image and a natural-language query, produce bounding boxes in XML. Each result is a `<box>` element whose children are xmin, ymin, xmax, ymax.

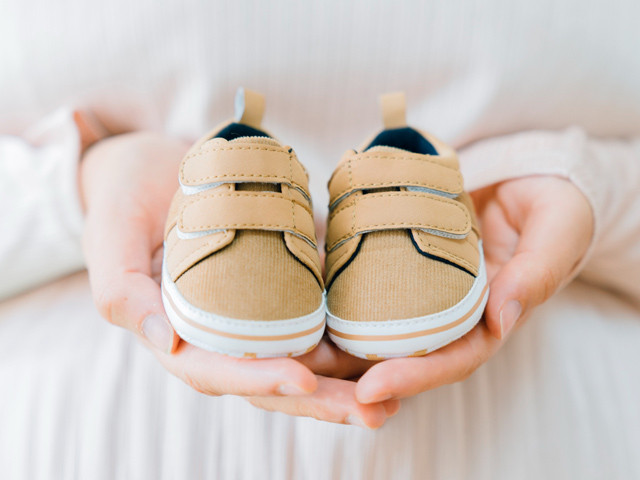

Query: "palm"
<box><xmin>471</xmin><ymin>182</ymin><xmax>522</xmax><ymax>283</ymax></box>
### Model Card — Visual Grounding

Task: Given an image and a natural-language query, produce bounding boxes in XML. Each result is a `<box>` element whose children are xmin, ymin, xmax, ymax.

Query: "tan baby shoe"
<box><xmin>325</xmin><ymin>92</ymin><xmax>488</xmax><ymax>359</ymax></box>
<box><xmin>161</xmin><ymin>88</ymin><xmax>325</xmax><ymax>357</ymax></box>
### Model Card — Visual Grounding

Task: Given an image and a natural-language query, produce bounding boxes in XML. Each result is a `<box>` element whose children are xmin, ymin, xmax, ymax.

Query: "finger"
<box><xmin>248</xmin><ymin>376</ymin><xmax>400</xmax><ymax>428</ymax></box>
<box><xmin>152</xmin><ymin>342</ymin><xmax>319</xmax><ymax>397</ymax></box>
<box><xmin>485</xmin><ymin>193</ymin><xmax>592</xmax><ymax>339</ymax></box>
<box><xmin>382</xmin><ymin>398</ymin><xmax>402</xmax><ymax>417</ymax></box>
<box><xmin>296</xmin><ymin>338</ymin><xmax>375</xmax><ymax>379</ymax></box>
<box><xmin>83</xmin><ymin>211</ymin><xmax>179</xmax><ymax>354</ymax></box>
<box><xmin>73</xmin><ymin>110</ymin><xmax>109</xmax><ymax>155</ymax></box>
<box><xmin>356</xmin><ymin>324</ymin><xmax>501</xmax><ymax>403</ymax></box>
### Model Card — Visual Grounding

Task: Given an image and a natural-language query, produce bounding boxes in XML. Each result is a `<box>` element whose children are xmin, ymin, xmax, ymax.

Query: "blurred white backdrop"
<box><xmin>0</xmin><ymin>0</ymin><xmax>639</xmax><ymax>478</ymax></box>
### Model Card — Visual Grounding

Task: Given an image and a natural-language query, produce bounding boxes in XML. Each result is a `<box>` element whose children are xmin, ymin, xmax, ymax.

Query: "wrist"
<box><xmin>460</xmin><ymin>127</ymin><xmax>597</xmax><ymax>277</ymax></box>
<box><xmin>74</xmin><ymin>110</ymin><xmax>110</xmax><ymax>215</ymax></box>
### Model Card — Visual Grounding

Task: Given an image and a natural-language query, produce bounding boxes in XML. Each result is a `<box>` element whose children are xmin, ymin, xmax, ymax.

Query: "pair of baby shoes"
<box><xmin>161</xmin><ymin>88</ymin><xmax>488</xmax><ymax>359</ymax></box>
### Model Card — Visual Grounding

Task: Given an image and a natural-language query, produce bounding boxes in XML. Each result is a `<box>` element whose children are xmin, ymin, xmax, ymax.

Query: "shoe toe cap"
<box><xmin>176</xmin><ymin>230</ymin><xmax>323</xmax><ymax>320</ymax></box>
<box><xmin>327</xmin><ymin>231</ymin><xmax>475</xmax><ymax>322</ymax></box>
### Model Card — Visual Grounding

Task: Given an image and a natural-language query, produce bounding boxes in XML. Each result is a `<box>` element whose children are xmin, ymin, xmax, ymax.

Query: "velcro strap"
<box><xmin>326</xmin><ymin>191</ymin><xmax>471</xmax><ymax>251</ymax></box>
<box><xmin>178</xmin><ymin>191</ymin><xmax>317</xmax><ymax>246</ymax></box>
<box><xmin>180</xmin><ymin>144</ymin><xmax>310</xmax><ymax>196</ymax></box>
<box><xmin>328</xmin><ymin>151</ymin><xmax>463</xmax><ymax>205</ymax></box>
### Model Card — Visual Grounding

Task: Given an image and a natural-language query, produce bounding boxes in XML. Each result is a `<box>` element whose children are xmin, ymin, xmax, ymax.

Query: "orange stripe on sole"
<box><xmin>162</xmin><ymin>284</ymin><xmax>325</xmax><ymax>342</ymax></box>
<box><xmin>327</xmin><ymin>285</ymin><xmax>488</xmax><ymax>341</ymax></box>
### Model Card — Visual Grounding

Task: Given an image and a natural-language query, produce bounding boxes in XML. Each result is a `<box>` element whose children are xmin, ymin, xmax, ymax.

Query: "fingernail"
<box><xmin>383</xmin><ymin>400</ymin><xmax>401</xmax><ymax>418</ymax></box>
<box><xmin>374</xmin><ymin>392</ymin><xmax>393</xmax><ymax>403</ymax></box>
<box><xmin>358</xmin><ymin>390</ymin><xmax>392</xmax><ymax>404</ymax></box>
<box><xmin>346</xmin><ymin>415</ymin><xmax>370</xmax><ymax>429</ymax></box>
<box><xmin>277</xmin><ymin>383</ymin><xmax>309</xmax><ymax>396</ymax></box>
<box><xmin>499</xmin><ymin>300</ymin><xmax>522</xmax><ymax>338</ymax></box>
<box><xmin>142</xmin><ymin>314</ymin><xmax>174</xmax><ymax>353</ymax></box>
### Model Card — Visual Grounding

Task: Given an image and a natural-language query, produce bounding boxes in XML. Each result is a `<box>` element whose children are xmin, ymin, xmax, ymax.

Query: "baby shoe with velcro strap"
<box><xmin>325</xmin><ymin>92</ymin><xmax>489</xmax><ymax>359</ymax></box>
<box><xmin>162</xmin><ymin>88</ymin><xmax>325</xmax><ymax>358</ymax></box>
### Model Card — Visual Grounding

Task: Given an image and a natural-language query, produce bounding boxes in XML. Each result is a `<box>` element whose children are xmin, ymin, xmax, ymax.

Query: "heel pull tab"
<box><xmin>379</xmin><ymin>91</ymin><xmax>407</xmax><ymax>129</ymax></box>
<box><xmin>234</xmin><ymin>87</ymin><xmax>265</xmax><ymax>129</ymax></box>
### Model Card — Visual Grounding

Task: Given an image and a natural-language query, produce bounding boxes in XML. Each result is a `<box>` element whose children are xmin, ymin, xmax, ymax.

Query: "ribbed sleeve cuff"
<box><xmin>459</xmin><ymin>127</ymin><xmax>600</xmax><ymax>277</ymax></box>
<box><xmin>23</xmin><ymin>107</ymin><xmax>87</xmax><ymax>244</ymax></box>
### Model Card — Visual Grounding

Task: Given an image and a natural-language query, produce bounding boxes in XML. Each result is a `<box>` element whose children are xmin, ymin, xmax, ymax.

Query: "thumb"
<box><xmin>485</xmin><ymin>197</ymin><xmax>591</xmax><ymax>340</ymax></box>
<box><xmin>93</xmin><ymin>269</ymin><xmax>180</xmax><ymax>355</ymax></box>
<box><xmin>84</xmin><ymin>211</ymin><xmax>179</xmax><ymax>354</ymax></box>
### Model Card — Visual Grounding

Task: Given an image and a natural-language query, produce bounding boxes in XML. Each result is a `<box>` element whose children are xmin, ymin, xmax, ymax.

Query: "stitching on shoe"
<box><xmin>326</xmin><ymin>239</ymin><xmax>359</xmax><ymax>283</ymax></box>
<box><xmin>184</xmin><ymin>173</ymin><xmax>307</xmax><ymax>190</ymax></box>
<box><xmin>330</xmin><ymin>156</ymin><xmax>462</xmax><ymax>201</ymax></box>
<box><xmin>290</xmin><ymin>238</ymin><xmax>322</xmax><ymax>285</ymax></box>
<box><xmin>179</xmin><ymin>145</ymin><xmax>289</xmax><ymax>180</ymax></box>
<box><xmin>180</xmin><ymin>145</ymin><xmax>310</xmax><ymax>194</ymax></box>
<box><xmin>289</xmin><ymin>152</ymin><xmax>296</xmax><ymax>236</ymax></box>
<box><xmin>329</xmin><ymin>191</ymin><xmax>467</xmax><ymax>218</ymax></box>
<box><xmin>326</xmin><ymin>193</ymin><xmax>471</xmax><ymax>249</ymax></box>
<box><xmin>331</xmin><ymin>179</ymin><xmax>462</xmax><ymax>203</ymax></box>
<box><xmin>348</xmin><ymin>157</ymin><xmax>356</xmax><ymax>240</ymax></box>
<box><xmin>419</xmin><ymin>236</ymin><xmax>479</xmax><ymax>274</ymax></box>
<box><xmin>167</xmin><ymin>283</ymin><xmax>325</xmax><ymax>329</ymax></box>
<box><xmin>330</xmin><ymin>152</ymin><xmax>459</xmax><ymax>174</ymax></box>
<box><xmin>327</xmin><ymin>281</ymin><xmax>486</xmax><ymax>328</ymax></box>
<box><xmin>182</xmin><ymin>191</ymin><xmax>313</xmax><ymax>215</ymax></box>
<box><xmin>185</xmin><ymin>145</ymin><xmax>287</xmax><ymax>159</ymax></box>
<box><xmin>171</xmin><ymin>233</ymin><xmax>232</xmax><ymax>280</ymax></box>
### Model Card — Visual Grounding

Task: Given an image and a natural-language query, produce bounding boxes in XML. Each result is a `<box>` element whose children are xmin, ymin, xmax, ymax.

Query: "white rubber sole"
<box><xmin>161</xmin><ymin>266</ymin><xmax>326</xmax><ymax>358</ymax></box>
<box><xmin>326</xmin><ymin>248</ymin><xmax>489</xmax><ymax>360</ymax></box>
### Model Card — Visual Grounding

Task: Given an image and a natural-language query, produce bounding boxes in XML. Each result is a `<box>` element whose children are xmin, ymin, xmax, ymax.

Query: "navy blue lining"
<box><xmin>184</xmin><ymin>232</ymin><xmax>323</xmax><ymax>289</ymax></box>
<box><xmin>326</xmin><ymin>230</ymin><xmax>475</xmax><ymax>293</ymax></box>
<box><xmin>325</xmin><ymin>237</ymin><xmax>364</xmax><ymax>292</ymax></box>
<box><xmin>213</xmin><ymin>122</ymin><xmax>270</xmax><ymax>141</ymax></box>
<box><xmin>280</xmin><ymin>233</ymin><xmax>324</xmax><ymax>289</ymax></box>
<box><xmin>408</xmin><ymin>231</ymin><xmax>476</xmax><ymax>277</ymax></box>
<box><xmin>364</xmin><ymin>127</ymin><xmax>438</xmax><ymax>155</ymax></box>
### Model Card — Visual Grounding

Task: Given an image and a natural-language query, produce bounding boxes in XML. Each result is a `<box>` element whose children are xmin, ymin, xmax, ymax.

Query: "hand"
<box><xmin>348</xmin><ymin>175</ymin><xmax>594</xmax><ymax>403</ymax></box>
<box><xmin>281</xmin><ymin>175</ymin><xmax>593</xmax><ymax>405</ymax></box>
<box><xmin>81</xmin><ymin>132</ymin><xmax>399</xmax><ymax>428</ymax></box>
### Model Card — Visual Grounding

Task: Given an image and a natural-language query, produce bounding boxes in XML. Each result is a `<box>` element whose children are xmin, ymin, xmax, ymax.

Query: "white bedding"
<box><xmin>1</xmin><ymin>273</ymin><xmax>638</xmax><ymax>480</ymax></box>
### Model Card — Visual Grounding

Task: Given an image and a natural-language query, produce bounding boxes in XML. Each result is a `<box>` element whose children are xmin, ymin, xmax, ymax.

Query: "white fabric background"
<box><xmin>0</xmin><ymin>0</ymin><xmax>639</xmax><ymax>478</ymax></box>
<box><xmin>1</xmin><ymin>273</ymin><xmax>639</xmax><ymax>479</ymax></box>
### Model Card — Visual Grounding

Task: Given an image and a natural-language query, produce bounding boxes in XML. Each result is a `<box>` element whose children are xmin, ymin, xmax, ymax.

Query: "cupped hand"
<box><xmin>80</xmin><ymin>132</ymin><xmax>398</xmax><ymax>428</ymax></box>
<box><xmin>347</xmin><ymin>175</ymin><xmax>594</xmax><ymax>403</ymax></box>
<box><xmin>286</xmin><ymin>175</ymin><xmax>593</xmax><ymax>406</ymax></box>
<box><xmin>239</xmin><ymin>176</ymin><xmax>594</xmax><ymax>414</ymax></box>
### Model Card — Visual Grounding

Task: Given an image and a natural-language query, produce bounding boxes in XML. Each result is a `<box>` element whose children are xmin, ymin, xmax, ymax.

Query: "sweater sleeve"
<box><xmin>0</xmin><ymin>108</ymin><xmax>99</xmax><ymax>300</ymax></box>
<box><xmin>459</xmin><ymin>127</ymin><xmax>640</xmax><ymax>306</ymax></box>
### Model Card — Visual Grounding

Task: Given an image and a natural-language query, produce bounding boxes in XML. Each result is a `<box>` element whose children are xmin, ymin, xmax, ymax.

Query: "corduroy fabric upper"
<box><xmin>176</xmin><ymin>229</ymin><xmax>322</xmax><ymax>320</ymax></box>
<box><xmin>327</xmin><ymin>230</ymin><xmax>474</xmax><ymax>321</ymax></box>
<box><xmin>326</xmin><ymin>96</ymin><xmax>481</xmax><ymax>322</ymax></box>
<box><xmin>165</xmin><ymin>131</ymin><xmax>323</xmax><ymax>321</ymax></box>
